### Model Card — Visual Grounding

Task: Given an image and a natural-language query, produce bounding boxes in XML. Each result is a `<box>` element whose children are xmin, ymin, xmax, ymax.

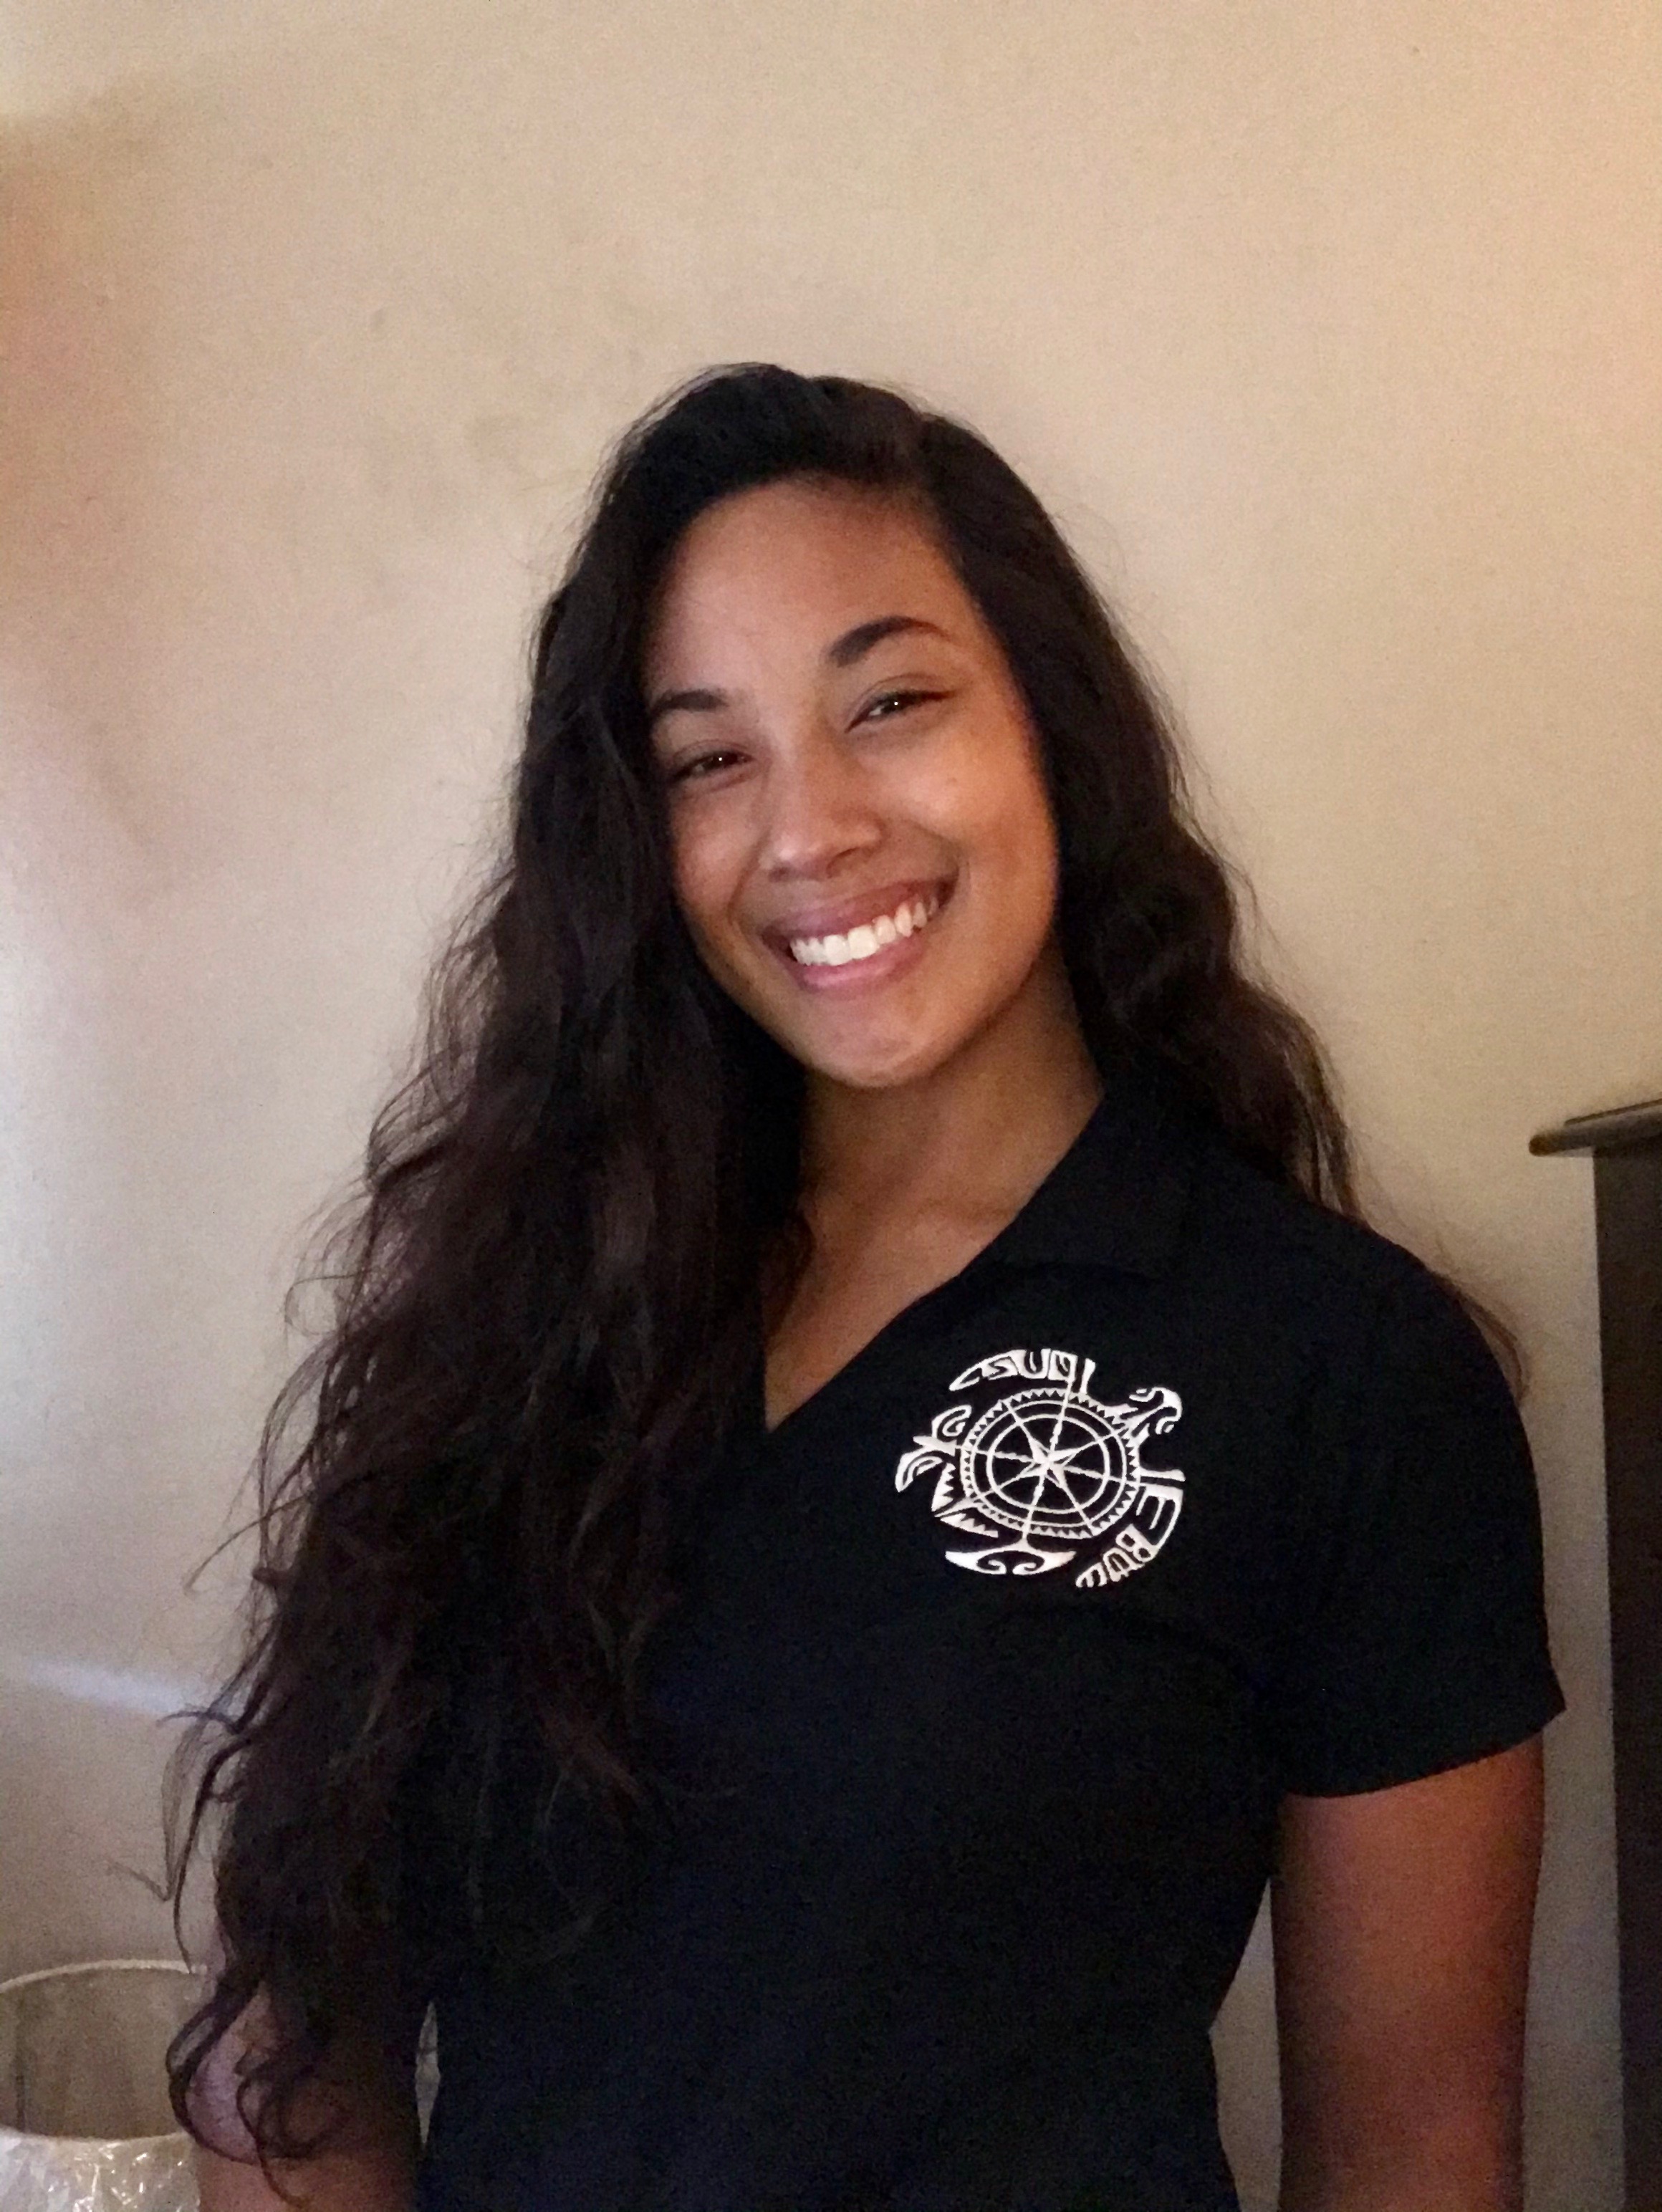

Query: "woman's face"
<box><xmin>643</xmin><ymin>478</ymin><xmax>1064</xmax><ymax>1094</ymax></box>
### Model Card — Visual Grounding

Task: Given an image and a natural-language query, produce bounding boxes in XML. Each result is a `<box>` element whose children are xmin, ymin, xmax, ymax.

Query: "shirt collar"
<box><xmin>982</xmin><ymin>1064</ymin><xmax>1198</xmax><ymax>1279</ymax></box>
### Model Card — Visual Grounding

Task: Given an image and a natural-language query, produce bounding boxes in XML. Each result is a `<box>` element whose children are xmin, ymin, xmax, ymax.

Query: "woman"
<box><xmin>173</xmin><ymin>365</ymin><xmax>1562</xmax><ymax>2211</ymax></box>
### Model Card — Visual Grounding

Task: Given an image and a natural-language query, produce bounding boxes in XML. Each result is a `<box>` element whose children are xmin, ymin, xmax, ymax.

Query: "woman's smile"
<box><xmin>767</xmin><ymin>876</ymin><xmax>951</xmax><ymax>986</ymax></box>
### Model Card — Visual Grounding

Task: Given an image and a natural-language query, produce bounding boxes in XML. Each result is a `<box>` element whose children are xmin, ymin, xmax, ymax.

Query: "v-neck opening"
<box><xmin>757</xmin><ymin>1256</ymin><xmax>976</xmax><ymax>1450</ymax></box>
<box><xmin>756</xmin><ymin>1092</ymin><xmax>1113</xmax><ymax>1449</ymax></box>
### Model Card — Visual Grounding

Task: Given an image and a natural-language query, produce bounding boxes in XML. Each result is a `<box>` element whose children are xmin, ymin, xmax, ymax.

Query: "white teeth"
<box><xmin>787</xmin><ymin>891</ymin><xmax>942</xmax><ymax>968</ymax></box>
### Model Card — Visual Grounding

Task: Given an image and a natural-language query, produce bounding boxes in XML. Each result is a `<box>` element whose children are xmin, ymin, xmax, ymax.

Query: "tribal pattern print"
<box><xmin>895</xmin><ymin>1347</ymin><xmax>1184</xmax><ymax>1586</ymax></box>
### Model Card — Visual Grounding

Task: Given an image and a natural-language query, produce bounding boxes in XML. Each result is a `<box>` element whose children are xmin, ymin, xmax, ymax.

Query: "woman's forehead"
<box><xmin>645</xmin><ymin>480</ymin><xmax>974</xmax><ymax>682</ymax></box>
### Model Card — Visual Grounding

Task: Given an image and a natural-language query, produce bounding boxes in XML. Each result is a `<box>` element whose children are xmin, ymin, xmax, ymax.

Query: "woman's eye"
<box><xmin>668</xmin><ymin>749</ymin><xmax>744</xmax><ymax>785</ymax></box>
<box><xmin>858</xmin><ymin>688</ymin><xmax>943</xmax><ymax>726</ymax></box>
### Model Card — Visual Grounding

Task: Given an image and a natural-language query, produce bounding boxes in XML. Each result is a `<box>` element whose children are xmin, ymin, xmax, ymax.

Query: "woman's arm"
<box><xmin>1272</xmin><ymin>1736</ymin><xmax>1545</xmax><ymax>2212</ymax></box>
<box><xmin>191</xmin><ymin>1999</ymin><xmax>420</xmax><ymax>2212</ymax></box>
<box><xmin>196</xmin><ymin>2135</ymin><xmax>414</xmax><ymax>2212</ymax></box>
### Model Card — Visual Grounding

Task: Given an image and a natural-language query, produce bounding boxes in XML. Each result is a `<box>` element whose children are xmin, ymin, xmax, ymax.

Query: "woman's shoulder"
<box><xmin>1177</xmin><ymin>1132</ymin><xmax>1497</xmax><ymax>1378</ymax></box>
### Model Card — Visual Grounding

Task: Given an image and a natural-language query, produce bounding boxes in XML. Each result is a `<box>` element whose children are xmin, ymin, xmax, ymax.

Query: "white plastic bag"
<box><xmin>0</xmin><ymin>1961</ymin><xmax>201</xmax><ymax>2211</ymax></box>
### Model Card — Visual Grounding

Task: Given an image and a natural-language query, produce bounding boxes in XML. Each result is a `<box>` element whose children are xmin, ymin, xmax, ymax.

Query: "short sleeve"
<box><xmin>1268</xmin><ymin>1262</ymin><xmax>1565</xmax><ymax>1797</ymax></box>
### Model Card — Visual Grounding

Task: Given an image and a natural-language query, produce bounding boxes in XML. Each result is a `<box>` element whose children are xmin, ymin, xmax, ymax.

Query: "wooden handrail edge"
<box><xmin>1530</xmin><ymin>1097</ymin><xmax>1662</xmax><ymax>1157</ymax></box>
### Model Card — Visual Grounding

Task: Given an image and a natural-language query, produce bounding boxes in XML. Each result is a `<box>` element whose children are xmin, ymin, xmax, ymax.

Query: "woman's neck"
<box><xmin>799</xmin><ymin>946</ymin><xmax>1104</xmax><ymax>1257</ymax></box>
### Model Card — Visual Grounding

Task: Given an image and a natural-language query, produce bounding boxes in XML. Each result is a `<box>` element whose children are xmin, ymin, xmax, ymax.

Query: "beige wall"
<box><xmin>2</xmin><ymin>4</ymin><xmax>1656</xmax><ymax>2203</ymax></box>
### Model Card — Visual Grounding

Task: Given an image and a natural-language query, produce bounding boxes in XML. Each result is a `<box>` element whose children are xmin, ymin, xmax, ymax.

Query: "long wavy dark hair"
<box><xmin>166</xmin><ymin>363</ymin><xmax>1367</xmax><ymax>2154</ymax></box>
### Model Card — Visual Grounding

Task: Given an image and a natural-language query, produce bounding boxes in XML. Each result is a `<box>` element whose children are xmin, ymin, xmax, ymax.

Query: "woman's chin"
<box><xmin>787</xmin><ymin>1026</ymin><xmax>963</xmax><ymax>1095</ymax></box>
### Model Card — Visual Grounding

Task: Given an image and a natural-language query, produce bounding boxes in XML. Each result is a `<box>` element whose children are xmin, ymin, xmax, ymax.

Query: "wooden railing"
<box><xmin>1533</xmin><ymin>1098</ymin><xmax>1662</xmax><ymax>2208</ymax></box>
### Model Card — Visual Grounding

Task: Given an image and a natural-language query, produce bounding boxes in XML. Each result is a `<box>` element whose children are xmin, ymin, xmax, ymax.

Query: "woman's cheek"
<box><xmin>671</xmin><ymin>806</ymin><xmax>741</xmax><ymax>943</ymax></box>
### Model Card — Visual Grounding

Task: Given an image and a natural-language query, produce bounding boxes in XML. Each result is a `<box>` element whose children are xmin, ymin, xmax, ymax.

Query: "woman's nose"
<box><xmin>759</xmin><ymin>727</ymin><xmax>884</xmax><ymax>881</ymax></box>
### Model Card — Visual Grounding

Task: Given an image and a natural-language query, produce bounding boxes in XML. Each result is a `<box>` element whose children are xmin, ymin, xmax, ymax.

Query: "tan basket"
<box><xmin>0</xmin><ymin>1960</ymin><xmax>201</xmax><ymax>2211</ymax></box>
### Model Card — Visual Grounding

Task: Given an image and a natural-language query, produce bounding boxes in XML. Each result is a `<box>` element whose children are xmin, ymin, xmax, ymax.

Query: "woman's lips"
<box><xmin>763</xmin><ymin>879</ymin><xmax>954</xmax><ymax>993</ymax></box>
<box><xmin>787</xmin><ymin>888</ymin><xmax>942</xmax><ymax>968</ymax></box>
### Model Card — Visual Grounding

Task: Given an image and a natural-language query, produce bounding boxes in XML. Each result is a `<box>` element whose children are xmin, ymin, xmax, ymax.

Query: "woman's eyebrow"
<box><xmin>825</xmin><ymin>615</ymin><xmax>948</xmax><ymax>668</ymax></box>
<box><xmin>648</xmin><ymin>615</ymin><xmax>950</xmax><ymax>727</ymax></box>
<box><xmin>648</xmin><ymin>685</ymin><xmax>726</xmax><ymax>728</ymax></box>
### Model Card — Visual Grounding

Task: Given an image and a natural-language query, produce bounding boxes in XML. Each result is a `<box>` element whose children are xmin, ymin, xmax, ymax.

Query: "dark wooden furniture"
<box><xmin>1532</xmin><ymin>1098</ymin><xmax>1662</xmax><ymax>2207</ymax></box>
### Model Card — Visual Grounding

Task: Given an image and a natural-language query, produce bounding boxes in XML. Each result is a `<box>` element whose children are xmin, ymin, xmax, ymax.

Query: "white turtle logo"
<box><xmin>894</xmin><ymin>1347</ymin><xmax>1184</xmax><ymax>1587</ymax></box>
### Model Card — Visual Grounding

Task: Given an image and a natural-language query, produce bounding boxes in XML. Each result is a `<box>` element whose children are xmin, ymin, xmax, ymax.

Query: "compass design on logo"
<box><xmin>894</xmin><ymin>1347</ymin><xmax>1185</xmax><ymax>1587</ymax></box>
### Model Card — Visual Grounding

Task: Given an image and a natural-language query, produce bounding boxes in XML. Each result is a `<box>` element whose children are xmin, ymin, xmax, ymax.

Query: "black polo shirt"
<box><xmin>417</xmin><ymin>1074</ymin><xmax>1562</xmax><ymax>2212</ymax></box>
